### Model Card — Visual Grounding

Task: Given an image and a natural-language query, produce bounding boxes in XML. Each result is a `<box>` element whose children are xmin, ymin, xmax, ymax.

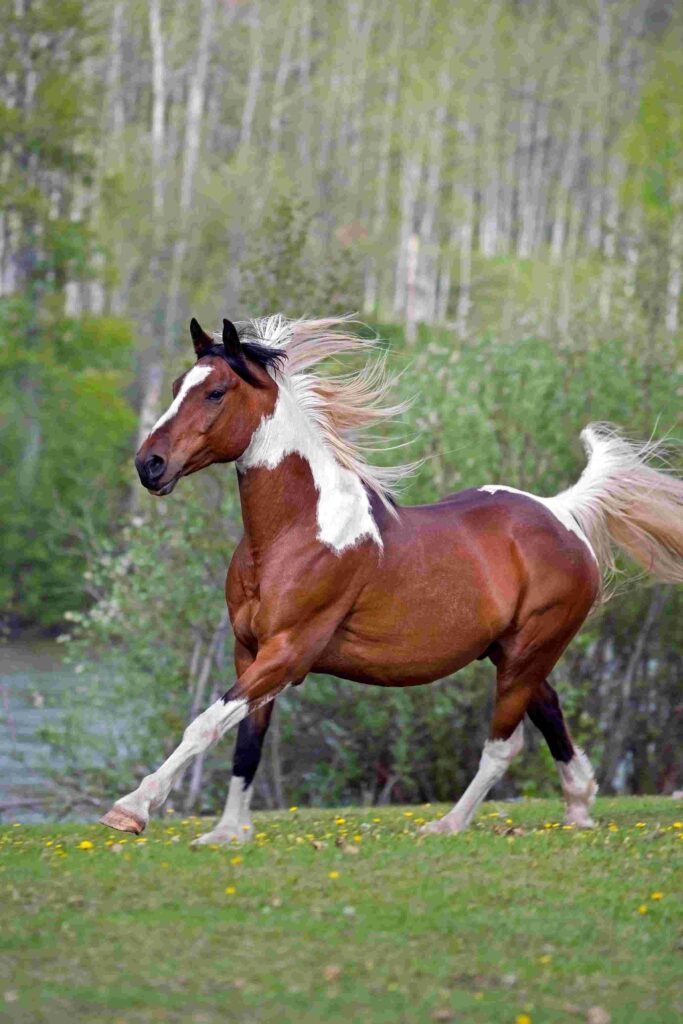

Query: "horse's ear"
<box><xmin>222</xmin><ymin>318</ymin><xmax>241</xmax><ymax>357</ymax></box>
<box><xmin>190</xmin><ymin>318</ymin><xmax>214</xmax><ymax>358</ymax></box>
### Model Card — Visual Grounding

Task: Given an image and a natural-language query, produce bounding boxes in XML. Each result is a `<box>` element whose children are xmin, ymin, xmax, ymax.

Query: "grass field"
<box><xmin>1</xmin><ymin>797</ymin><xmax>682</xmax><ymax>1024</ymax></box>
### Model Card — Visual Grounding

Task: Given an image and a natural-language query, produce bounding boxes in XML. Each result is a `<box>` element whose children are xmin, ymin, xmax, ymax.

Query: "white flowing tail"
<box><xmin>550</xmin><ymin>424</ymin><xmax>683</xmax><ymax>592</ymax></box>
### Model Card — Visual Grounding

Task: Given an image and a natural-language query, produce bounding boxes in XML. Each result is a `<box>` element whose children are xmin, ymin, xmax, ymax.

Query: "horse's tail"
<box><xmin>549</xmin><ymin>423</ymin><xmax>683</xmax><ymax>590</ymax></box>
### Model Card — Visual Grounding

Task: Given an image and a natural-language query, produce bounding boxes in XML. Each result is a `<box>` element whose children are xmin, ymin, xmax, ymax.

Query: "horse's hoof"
<box><xmin>191</xmin><ymin>824</ymin><xmax>252</xmax><ymax>847</ymax></box>
<box><xmin>564</xmin><ymin>814</ymin><xmax>595</xmax><ymax>829</ymax></box>
<box><xmin>419</xmin><ymin>817</ymin><xmax>465</xmax><ymax>836</ymax></box>
<box><xmin>99</xmin><ymin>805</ymin><xmax>147</xmax><ymax>835</ymax></box>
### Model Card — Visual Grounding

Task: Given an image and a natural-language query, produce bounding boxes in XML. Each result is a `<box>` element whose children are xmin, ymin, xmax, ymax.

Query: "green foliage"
<box><xmin>0</xmin><ymin>307</ymin><xmax>135</xmax><ymax>625</ymax></box>
<box><xmin>48</xmin><ymin>475</ymin><xmax>239</xmax><ymax>796</ymax></box>
<box><xmin>0</xmin><ymin>0</ymin><xmax>135</xmax><ymax>626</ymax></box>
<box><xmin>239</xmin><ymin>193</ymin><xmax>363</xmax><ymax>319</ymax></box>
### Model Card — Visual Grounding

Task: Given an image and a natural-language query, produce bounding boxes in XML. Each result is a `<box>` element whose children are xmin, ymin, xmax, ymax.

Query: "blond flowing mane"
<box><xmin>237</xmin><ymin>314</ymin><xmax>417</xmax><ymax>510</ymax></box>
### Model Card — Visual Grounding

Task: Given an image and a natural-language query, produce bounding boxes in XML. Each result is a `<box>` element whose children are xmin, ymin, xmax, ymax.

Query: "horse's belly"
<box><xmin>313</xmin><ymin>530</ymin><xmax>513</xmax><ymax>686</ymax></box>
<box><xmin>313</xmin><ymin>621</ymin><xmax>493</xmax><ymax>687</ymax></box>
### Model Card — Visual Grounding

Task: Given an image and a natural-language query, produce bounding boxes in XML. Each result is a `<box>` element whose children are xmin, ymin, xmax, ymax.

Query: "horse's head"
<box><xmin>135</xmin><ymin>318</ymin><xmax>282</xmax><ymax>495</ymax></box>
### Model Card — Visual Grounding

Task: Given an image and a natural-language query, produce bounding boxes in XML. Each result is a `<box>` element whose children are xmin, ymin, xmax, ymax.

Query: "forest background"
<box><xmin>1</xmin><ymin>0</ymin><xmax>681</xmax><ymax>819</ymax></box>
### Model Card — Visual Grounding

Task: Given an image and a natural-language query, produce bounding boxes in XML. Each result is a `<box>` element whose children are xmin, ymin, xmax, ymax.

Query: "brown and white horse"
<box><xmin>100</xmin><ymin>316</ymin><xmax>683</xmax><ymax>841</ymax></box>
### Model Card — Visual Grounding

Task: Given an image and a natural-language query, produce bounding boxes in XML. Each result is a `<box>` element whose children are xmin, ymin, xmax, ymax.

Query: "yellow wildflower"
<box><xmin>328</xmin><ymin>871</ymin><xmax>339</xmax><ymax>880</ymax></box>
<box><xmin>650</xmin><ymin>892</ymin><xmax>663</xmax><ymax>901</ymax></box>
<box><xmin>516</xmin><ymin>1014</ymin><xmax>532</xmax><ymax>1024</ymax></box>
<box><xmin>289</xmin><ymin>806</ymin><xmax>299</xmax><ymax>812</ymax></box>
<box><xmin>638</xmin><ymin>904</ymin><xmax>648</xmax><ymax>914</ymax></box>
<box><xmin>225</xmin><ymin>886</ymin><xmax>236</xmax><ymax>895</ymax></box>
<box><xmin>78</xmin><ymin>840</ymin><xmax>93</xmax><ymax>850</ymax></box>
<box><xmin>230</xmin><ymin>856</ymin><xmax>242</xmax><ymax>865</ymax></box>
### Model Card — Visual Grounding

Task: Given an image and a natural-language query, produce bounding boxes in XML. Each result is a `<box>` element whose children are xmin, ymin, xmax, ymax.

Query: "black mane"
<box><xmin>203</xmin><ymin>334</ymin><xmax>287</xmax><ymax>388</ymax></box>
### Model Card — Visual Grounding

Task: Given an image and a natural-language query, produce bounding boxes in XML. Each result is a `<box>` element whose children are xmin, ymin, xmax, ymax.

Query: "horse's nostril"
<box><xmin>145</xmin><ymin>454</ymin><xmax>166</xmax><ymax>481</ymax></box>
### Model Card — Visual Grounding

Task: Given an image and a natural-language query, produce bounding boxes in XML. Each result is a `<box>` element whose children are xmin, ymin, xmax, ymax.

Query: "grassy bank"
<box><xmin>1</xmin><ymin>797</ymin><xmax>682</xmax><ymax>1024</ymax></box>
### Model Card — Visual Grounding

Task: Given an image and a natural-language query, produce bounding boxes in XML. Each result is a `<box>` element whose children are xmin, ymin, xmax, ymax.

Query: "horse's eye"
<box><xmin>206</xmin><ymin>390</ymin><xmax>226</xmax><ymax>402</ymax></box>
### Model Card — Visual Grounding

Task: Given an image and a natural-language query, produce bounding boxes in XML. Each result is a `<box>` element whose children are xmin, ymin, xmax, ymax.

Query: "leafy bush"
<box><xmin>0</xmin><ymin>308</ymin><xmax>135</xmax><ymax>626</ymax></box>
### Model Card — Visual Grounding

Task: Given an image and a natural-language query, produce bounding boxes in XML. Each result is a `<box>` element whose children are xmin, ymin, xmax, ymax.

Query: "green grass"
<box><xmin>1</xmin><ymin>798</ymin><xmax>682</xmax><ymax>1024</ymax></box>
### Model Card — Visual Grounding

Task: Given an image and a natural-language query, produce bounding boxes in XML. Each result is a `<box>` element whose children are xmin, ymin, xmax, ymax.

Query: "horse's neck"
<box><xmin>235</xmin><ymin>385</ymin><xmax>381</xmax><ymax>554</ymax></box>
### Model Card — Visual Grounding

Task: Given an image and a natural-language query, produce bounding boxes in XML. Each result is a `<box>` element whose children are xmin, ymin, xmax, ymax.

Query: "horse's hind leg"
<box><xmin>420</xmin><ymin>631</ymin><xmax>579</xmax><ymax>835</ymax></box>
<box><xmin>527</xmin><ymin>681</ymin><xmax>597</xmax><ymax>827</ymax></box>
<box><xmin>420</xmin><ymin>655</ymin><xmax>538</xmax><ymax>835</ymax></box>
<box><xmin>192</xmin><ymin>701</ymin><xmax>274</xmax><ymax>846</ymax></box>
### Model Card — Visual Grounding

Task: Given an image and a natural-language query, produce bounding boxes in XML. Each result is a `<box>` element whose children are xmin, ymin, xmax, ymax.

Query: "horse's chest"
<box><xmin>227</xmin><ymin>554</ymin><xmax>262</xmax><ymax>649</ymax></box>
<box><xmin>229</xmin><ymin>595</ymin><xmax>258</xmax><ymax>647</ymax></box>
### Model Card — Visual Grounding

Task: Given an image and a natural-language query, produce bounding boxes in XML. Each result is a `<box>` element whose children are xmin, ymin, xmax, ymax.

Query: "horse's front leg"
<box><xmin>99</xmin><ymin>633</ymin><xmax>305</xmax><ymax>835</ymax></box>
<box><xmin>191</xmin><ymin>700</ymin><xmax>275</xmax><ymax>846</ymax></box>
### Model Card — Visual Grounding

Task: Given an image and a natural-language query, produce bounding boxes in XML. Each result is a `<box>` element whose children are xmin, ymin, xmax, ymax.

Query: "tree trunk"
<box><xmin>599</xmin><ymin>155</ymin><xmax>623</xmax><ymax>323</ymax></box>
<box><xmin>601</xmin><ymin>589</ymin><xmax>667</xmax><ymax>792</ymax></box>
<box><xmin>665</xmin><ymin>184</ymin><xmax>683</xmax><ymax>335</ymax></box>
<box><xmin>551</xmin><ymin>108</ymin><xmax>583</xmax><ymax>264</ymax></box>
<box><xmin>419</xmin><ymin>71</ymin><xmax>449</xmax><ymax>323</ymax></box>
<box><xmin>269</xmin><ymin>3</ymin><xmax>297</xmax><ymax>159</ymax></box>
<box><xmin>363</xmin><ymin>54</ymin><xmax>399</xmax><ymax>316</ymax></box>
<box><xmin>240</xmin><ymin>1</ymin><xmax>262</xmax><ymax>150</ymax></box>
<box><xmin>149</xmin><ymin>0</ymin><xmax>166</xmax><ymax>222</ymax></box>
<box><xmin>137</xmin><ymin>0</ymin><xmax>216</xmax><ymax>442</ymax></box>
<box><xmin>393</xmin><ymin>151</ymin><xmax>422</xmax><ymax>324</ymax></box>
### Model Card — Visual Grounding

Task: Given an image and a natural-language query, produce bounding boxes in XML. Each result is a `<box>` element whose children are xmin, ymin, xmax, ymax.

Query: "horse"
<box><xmin>100</xmin><ymin>315</ymin><xmax>683</xmax><ymax>841</ymax></box>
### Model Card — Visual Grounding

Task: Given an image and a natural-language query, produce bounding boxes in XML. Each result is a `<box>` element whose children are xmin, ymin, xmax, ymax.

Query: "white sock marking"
<box><xmin>193</xmin><ymin>775</ymin><xmax>254</xmax><ymax>845</ymax></box>
<box><xmin>426</xmin><ymin>722</ymin><xmax>525</xmax><ymax>833</ymax></box>
<box><xmin>151</xmin><ymin>364</ymin><xmax>214</xmax><ymax>434</ymax></box>
<box><xmin>114</xmin><ymin>697</ymin><xmax>248</xmax><ymax>823</ymax></box>
<box><xmin>557</xmin><ymin>748</ymin><xmax>597</xmax><ymax>826</ymax></box>
<box><xmin>237</xmin><ymin>376</ymin><xmax>381</xmax><ymax>552</ymax></box>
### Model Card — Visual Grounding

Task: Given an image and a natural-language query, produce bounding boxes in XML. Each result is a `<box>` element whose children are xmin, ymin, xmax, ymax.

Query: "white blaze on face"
<box><xmin>151</xmin><ymin>364</ymin><xmax>214</xmax><ymax>434</ymax></box>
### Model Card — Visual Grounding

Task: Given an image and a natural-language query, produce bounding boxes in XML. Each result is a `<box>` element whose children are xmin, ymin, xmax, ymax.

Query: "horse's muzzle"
<box><xmin>135</xmin><ymin>452</ymin><xmax>177</xmax><ymax>494</ymax></box>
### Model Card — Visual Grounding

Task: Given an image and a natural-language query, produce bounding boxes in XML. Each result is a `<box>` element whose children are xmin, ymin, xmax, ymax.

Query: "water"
<box><xmin>0</xmin><ymin>639</ymin><xmax>75</xmax><ymax>822</ymax></box>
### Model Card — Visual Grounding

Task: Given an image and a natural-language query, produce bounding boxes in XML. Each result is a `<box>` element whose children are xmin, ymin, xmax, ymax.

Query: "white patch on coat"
<box><xmin>112</xmin><ymin>697</ymin><xmax>248</xmax><ymax>826</ymax></box>
<box><xmin>237</xmin><ymin>375</ymin><xmax>382</xmax><ymax>552</ymax></box>
<box><xmin>192</xmin><ymin>775</ymin><xmax>254</xmax><ymax>845</ymax></box>
<box><xmin>557</xmin><ymin>748</ymin><xmax>598</xmax><ymax>827</ymax></box>
<box><xmin>422</xmin><ymin>722</ymin><xmax>525</xmax><ymax>834</ymax></box>
<box><xmin>479</xmin><ymin>484</ymin><xmax>597</xmax><ymax>561</ymax></box>
<box><xmin>151</xmin><ymin>364</ymin><xmax>214</xmax><ymax>433</ymax></box>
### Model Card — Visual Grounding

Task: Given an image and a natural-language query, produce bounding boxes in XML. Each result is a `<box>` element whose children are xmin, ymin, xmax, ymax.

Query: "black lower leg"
<box><xmin>527</xmin><ymin>681</ymin><xmax>574</xmax><ymax>763</ymax></box>
<box><xmin>232</xmin><ymin>700</ymin><xmax>275</xmax><ymax>787</ymax></box>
